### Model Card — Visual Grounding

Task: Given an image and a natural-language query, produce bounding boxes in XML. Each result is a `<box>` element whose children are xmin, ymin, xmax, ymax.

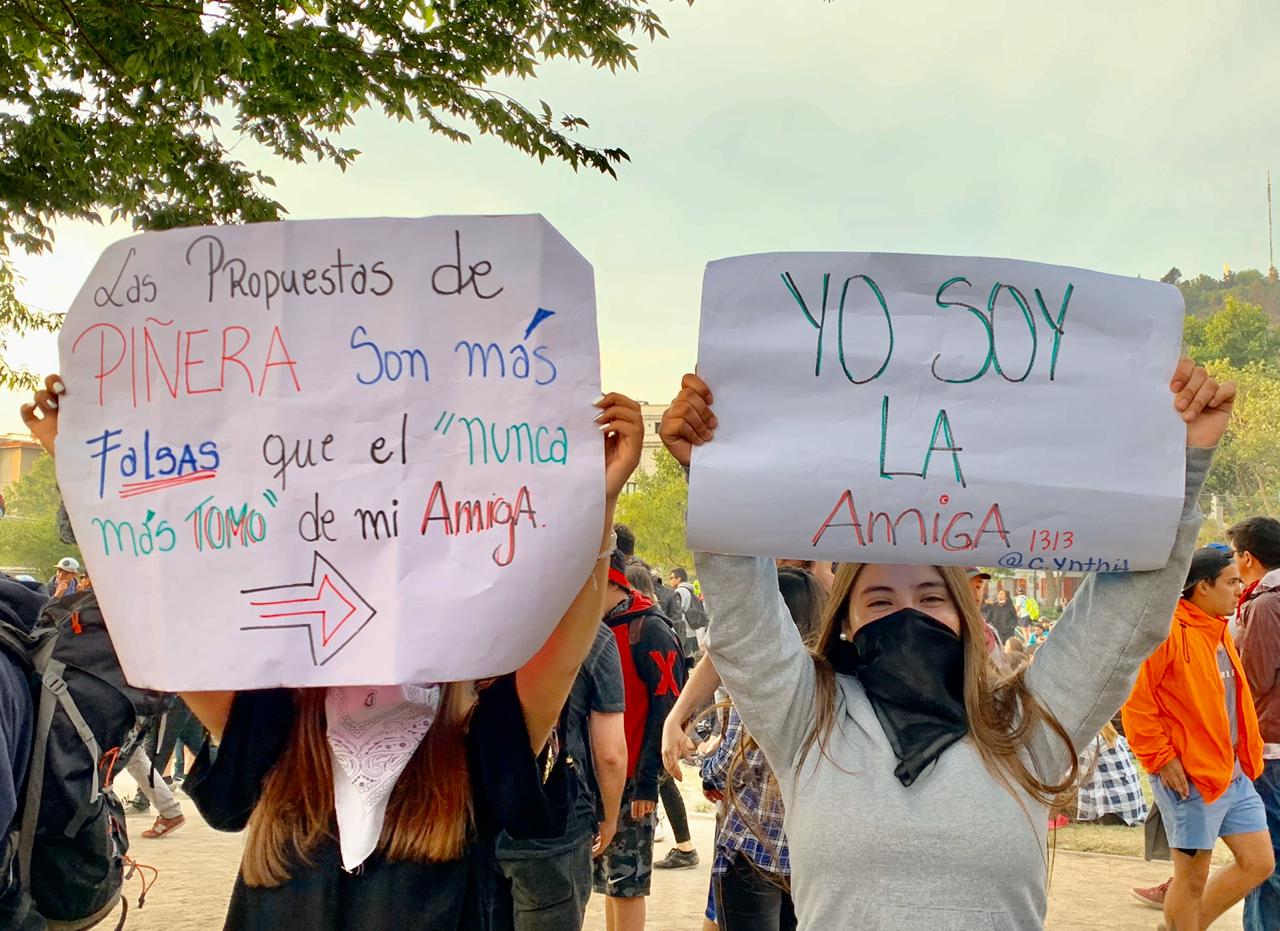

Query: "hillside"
<box><xmin>1169</xmin><ymin>267</ymin><xmax>1280</xmax><ymax>325</ymax></box>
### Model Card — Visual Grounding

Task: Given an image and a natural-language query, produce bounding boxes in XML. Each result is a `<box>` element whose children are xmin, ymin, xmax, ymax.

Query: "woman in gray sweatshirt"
<box><xmin>658</xmin><ymin>360</ymin><xmax>1233</xmax><ymax>930</ymax></box>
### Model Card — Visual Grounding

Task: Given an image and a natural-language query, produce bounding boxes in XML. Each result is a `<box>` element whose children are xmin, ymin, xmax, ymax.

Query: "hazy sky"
<box><xmin>5</xmin><ymin>0</ymin><xmax>1279</xmax><ymax>429</ymax></box>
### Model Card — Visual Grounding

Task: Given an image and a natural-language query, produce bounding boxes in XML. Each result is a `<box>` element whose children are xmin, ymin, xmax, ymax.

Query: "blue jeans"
<box><xmin>1246</xmin><ymin>759</ymin><xmax>1280</xmax><ymax>931</ymax></box>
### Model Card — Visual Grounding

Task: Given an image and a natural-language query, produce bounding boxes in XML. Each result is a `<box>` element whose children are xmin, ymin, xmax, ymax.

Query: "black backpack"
<box><xmin>645</xmin><ymin>594</ymin><xmax>697</xmax><ymax>668</ymax></box>
<box><xmin>0</xmin><ymin>590</ymin><xmax>167</xmax><ymax>929</ymax></box>
<box><xmin>680</xmin><ymin>584</ymin><xmax>710</xmax><ymax>632</ymax></box>
<box><xmin>625</xmin><ymin>609</ymin><xmax>689</xmax><ymax>686</ymax></box>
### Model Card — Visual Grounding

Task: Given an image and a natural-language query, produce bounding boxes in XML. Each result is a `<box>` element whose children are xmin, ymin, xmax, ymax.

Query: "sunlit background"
<box><xmin>6</xmin><ymin>0</ymin><xmax>1280</xmax><ymax>426</ymax></box>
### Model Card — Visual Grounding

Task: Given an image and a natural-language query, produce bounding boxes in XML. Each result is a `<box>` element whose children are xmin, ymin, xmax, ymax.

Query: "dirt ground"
<box><xmin>108</xmin><ymin>771</ymin><xmax>1243</xmax><ymax>930</ymax></box>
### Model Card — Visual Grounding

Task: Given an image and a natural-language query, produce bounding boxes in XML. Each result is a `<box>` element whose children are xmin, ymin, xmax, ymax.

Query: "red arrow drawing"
<box><xmin>240</xmin><ymin>552</ymin><xmax>376</xmax><ymax>666</ymax></box>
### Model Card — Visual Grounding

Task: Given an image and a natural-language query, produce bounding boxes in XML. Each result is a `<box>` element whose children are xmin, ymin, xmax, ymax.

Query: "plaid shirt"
<box><xmin>701</xmin><ymin>706</ymin><xmax>789</xmax><ymax>876</ymax></box>
<box><xmin>1076</xmin><ymin>734</ymin><xmax>1149</xmax><ymax>826</ymax></box>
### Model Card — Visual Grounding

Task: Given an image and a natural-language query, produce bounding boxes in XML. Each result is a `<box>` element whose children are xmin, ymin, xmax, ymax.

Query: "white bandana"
<box><xmin>325</xmin><ymin>684</ymin><xmax>442</xmax><ymax>871</ymax></box>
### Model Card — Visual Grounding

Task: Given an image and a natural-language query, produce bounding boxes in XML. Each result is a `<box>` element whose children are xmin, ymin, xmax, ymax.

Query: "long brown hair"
<box><xmin>242</xmin><ymin>681</ymin><xmax>475</xmax><ymax>887</ymax></box>
<box><xmin>625</xmin><ymin>563</ymin><xmax>657</xmax><ymax>599</ymax></box>
<box><xmin>798</xmin><ymin>563</ymin><xmax>1078</xmax><ymax>808</ymax></box>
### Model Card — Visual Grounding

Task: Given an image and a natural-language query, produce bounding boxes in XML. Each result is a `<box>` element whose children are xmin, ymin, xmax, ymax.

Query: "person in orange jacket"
<box><xmin>1123</xmin><ymin>547</ymin><xmax>1275</xmax><ymax>931</ymax></box>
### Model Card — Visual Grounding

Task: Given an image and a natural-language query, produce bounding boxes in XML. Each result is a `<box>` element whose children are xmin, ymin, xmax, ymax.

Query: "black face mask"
<box><xmin>831</xmin><ymin>608</ymin><xmax>968</xmax><ymax>787</ymax></box>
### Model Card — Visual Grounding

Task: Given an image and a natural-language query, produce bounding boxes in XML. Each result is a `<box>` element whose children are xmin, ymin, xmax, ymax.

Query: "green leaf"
<box><xmin>0</xmin><ymin>0</ymin><xmax>680</xmax><ymax>381</ymax></box>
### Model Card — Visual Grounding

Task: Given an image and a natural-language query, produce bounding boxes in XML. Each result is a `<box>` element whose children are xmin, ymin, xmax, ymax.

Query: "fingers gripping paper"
<box><xmin>56</xmin><ymin>216</ymin><xmax>603</xmax><ymax>690</ymax></box>
<box><xmin>687</xmin><ymin>252</ymin><xmax>1186</xmax><ymax>572</ymax></box>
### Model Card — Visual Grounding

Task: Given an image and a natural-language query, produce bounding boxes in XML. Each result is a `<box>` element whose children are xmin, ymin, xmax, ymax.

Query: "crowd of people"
<box><xmin>0</xmin><ymin>358</ymin><xmax>1277</xmax><ymax>931</ymax></box>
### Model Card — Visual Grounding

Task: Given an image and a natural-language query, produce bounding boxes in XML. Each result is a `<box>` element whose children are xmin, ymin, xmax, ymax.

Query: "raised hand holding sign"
<box><xmin>55</xmin><ymin>215</ymin><xmax>604</xmax><ymax>691</ymax></box>
<box><xmin>682</xmin><ymin>251</ymin><xmax>1197</xmax><ymax>571</ymax></box>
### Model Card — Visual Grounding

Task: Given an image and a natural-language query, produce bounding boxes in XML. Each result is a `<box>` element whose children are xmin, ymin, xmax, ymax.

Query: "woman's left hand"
<box><xmin>596</xmin><ymin>393</ymin><xmax>643</xmax><ymax>501</ymax></box>
<box><xmin>1169</xmin><ymin>358</ymin><xmax>1236</xmax><ymax>449</ymax></box>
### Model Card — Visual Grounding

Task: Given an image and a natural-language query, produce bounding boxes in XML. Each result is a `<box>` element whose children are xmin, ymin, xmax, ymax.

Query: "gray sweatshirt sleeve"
<box><xmin>1024</xmin><ymin>446</ymin><xmax>1213</xmax><ymax>781</ymax></box>
<box><xmin>695</xmin><ymin>552</ymin><xmax>816</xmax><ymax>775</ymax></box>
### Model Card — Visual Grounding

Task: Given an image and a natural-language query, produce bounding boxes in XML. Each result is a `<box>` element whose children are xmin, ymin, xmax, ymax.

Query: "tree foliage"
<box><xmin>1176</xmin><ymin>296</ymin><xmax>1280</xmax><ymax>526</ymax></box>
<box><xmin>1183</xmin><ymin>295</ymin><xmax>1280</xmax><ymax>371</ymax></box>
<box><xmin>614</xmin><ymin>447</ymin><xmax>691</xmax><ymax>571</ymax></box>
<box><xmin>1199</xmin><ymin>359</ymin><xmax>1280</xmax><ymax>522</ymax></box>
<box><xmin>0</xmin><ymin>260</ymin><xmax>59</xmax><ymax>390</ymax></box>
<box><xmin>0</xmin><ymin>0</ymin><xmax>683</xmax><ymax>387</ymax></box>
<box><xmin>1178</xmin><ymin>268</ymin><xmax>1280</xmax><ymax>328</ymax></box>
<box><xmin>0</xmin><ymin>454</ymin><xmax>80</xmax><ymax>577</ymax></box>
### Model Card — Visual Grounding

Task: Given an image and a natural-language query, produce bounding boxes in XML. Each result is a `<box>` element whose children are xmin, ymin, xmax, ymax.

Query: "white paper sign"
<box><xmin>56</xmin><ymin>215</ymin><xmax>602</xmax><ymax>691</ymax></box>
<box><xmin>687</xmin><ymin>252</ymin><xmax>1186</xmax><ymax>571</ymax></box>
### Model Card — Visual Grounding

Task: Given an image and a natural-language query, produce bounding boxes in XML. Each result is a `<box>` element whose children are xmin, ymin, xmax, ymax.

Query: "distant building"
<box><xmin>619</xmin><ymin>403</ymin><xmax>669</xmax><ymax>495</ymax></box>
<box><xmin>639</xmin><ymin>403</ymin><xmax>666</xmax><ymax>474</ymax></box>
<box><xmin>0</xmin><ymin>435</ymin><xmax>42</xmax><ymax>490</ymax></box>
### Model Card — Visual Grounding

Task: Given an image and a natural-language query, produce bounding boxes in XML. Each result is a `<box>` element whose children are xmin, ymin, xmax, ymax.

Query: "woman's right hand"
<box><xmin>20</xmin><ymin>373</ymin><xmax>64</xmax><ymax>458</ymax></box>
<box><xmin>658</xmin><ymin>373</ymin><xmax>717</xmax><ymax>468</ymax></box>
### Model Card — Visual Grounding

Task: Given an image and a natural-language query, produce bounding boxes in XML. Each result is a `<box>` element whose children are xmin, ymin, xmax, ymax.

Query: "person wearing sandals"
<box><xmin>658</xmin><ymin>360</ymin><xmax>1236</xmax><ymax>930</ymax></box>
<box><xmin>21</xmin><ymin>376</ymin><xmax>646</xmax><ymax>931</ymax></box>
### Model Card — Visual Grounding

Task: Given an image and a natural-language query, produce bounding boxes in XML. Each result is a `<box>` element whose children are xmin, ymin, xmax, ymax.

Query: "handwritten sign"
<box><xmin>686</xmin><ymin>252</ymin><xmax>1186</xmax><ymax>571</ymax></box>
<box><xmin>56</xmin><ymin>216</ymin><xmax>602</xmax><ymax>691</ymax></box>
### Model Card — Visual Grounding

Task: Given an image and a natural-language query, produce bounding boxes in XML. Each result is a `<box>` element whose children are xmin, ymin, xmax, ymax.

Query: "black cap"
<box><xmin>1183</xmin><ymin>547</ymin><xmax>1234</xmax><ymax>594</ymax></box>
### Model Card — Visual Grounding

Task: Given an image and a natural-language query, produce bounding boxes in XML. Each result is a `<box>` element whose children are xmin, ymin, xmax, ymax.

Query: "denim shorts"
<box><xmin>1152</xmin><ymin>770</ymin><xmax>1268</xmax><ymax>851</ymax></box>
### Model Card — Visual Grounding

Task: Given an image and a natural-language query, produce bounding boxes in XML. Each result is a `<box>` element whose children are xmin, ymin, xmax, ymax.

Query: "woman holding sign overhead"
<box><xmin>658</xmin><ymin>359</ymin><xmax>1233</xmax><ymax>931</ymax></box>
<box><xmin>21</xmin><ymin>376</ymin><xmax>645</xmax><ymax>931</ymax></box>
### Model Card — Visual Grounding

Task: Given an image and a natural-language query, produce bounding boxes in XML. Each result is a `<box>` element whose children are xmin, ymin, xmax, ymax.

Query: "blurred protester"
<box><xmin>596</xmin><ymin>550</ymin><xmax>687</xmax><ymax>930</ymax></box>
<box><xmin>1230</xmin><ymin>516</ymin><xmax>1280</xmax><ymax>931</ymax></box>
<box><xmin>1123</xmin><ymin>547</ymin><xmax>1272</xmax><ymax>931</ymax></box>
<box><xmin>493</xmin><ymin>621</ymin><xmax>626</xmax><ymax>931</ymax></box>
<box><xmin>1076</xmin><ymin>722</ymin><xmax>1147</xmax><ymax>827</ymax></box>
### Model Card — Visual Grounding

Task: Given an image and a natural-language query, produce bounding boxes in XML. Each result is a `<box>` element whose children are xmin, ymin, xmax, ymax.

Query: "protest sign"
<box><xmin>56</xmin><ymin>215</ymin><xmax>602</xmax><ymax>690</ymax></box>
<box><xmin>687</xmin><ymin>252</ymin><xmax>1186</xmax><ymax>571</ymax></box>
